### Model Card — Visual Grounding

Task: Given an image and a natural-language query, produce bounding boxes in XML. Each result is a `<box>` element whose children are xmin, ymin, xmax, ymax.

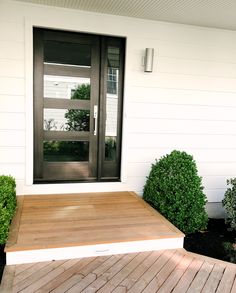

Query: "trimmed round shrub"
<box><xmin>143</xmin><ymin>150</ymin><xmax>208</xmax><ymax>234</ymax></box>
<box><xmin>0</xmin><ymin>175</ymin><xmax>17</xmax><ymax>244</ymax></box>
<box><xmin>222</xmin><ymin>178</ymin><xmax>236</xmax><ymax>230</ymax></box>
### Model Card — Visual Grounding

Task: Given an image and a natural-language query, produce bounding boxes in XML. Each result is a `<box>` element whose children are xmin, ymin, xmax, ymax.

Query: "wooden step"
<box><xmin>5</xmin><ymin>191</ymin><xmax>184</xmax><ymax>265</ymax></box>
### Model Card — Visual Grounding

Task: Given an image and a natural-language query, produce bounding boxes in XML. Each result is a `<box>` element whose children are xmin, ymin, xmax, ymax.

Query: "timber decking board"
<box><xmin>5</xmin><ymin>191</ymin><xmax>184</xmax><ymax>252</ymax></box>
<box><xmin>1</xmin><ymin>249</ymin><xmax>236</xmax><ymax>293</ymax></box>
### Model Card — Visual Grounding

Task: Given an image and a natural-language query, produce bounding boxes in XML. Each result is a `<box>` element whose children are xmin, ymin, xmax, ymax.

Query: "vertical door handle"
<box><xmin>94</xmin><ymin>105</ymin><xmax>98</xmax><ymax>135</ymax></box>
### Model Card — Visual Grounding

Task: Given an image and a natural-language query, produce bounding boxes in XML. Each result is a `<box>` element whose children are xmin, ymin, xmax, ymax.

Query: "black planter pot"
<box><xmin>0</xmin><ymin>245</ymin><xmax>6</xmax><ymax>283</ymax></box>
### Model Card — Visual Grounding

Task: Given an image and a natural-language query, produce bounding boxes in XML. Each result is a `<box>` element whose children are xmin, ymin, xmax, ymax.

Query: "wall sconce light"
<box><xmin>144</xmin><ymin>48</ymin><xmax>154</xmax><ymax>72</ymax></box>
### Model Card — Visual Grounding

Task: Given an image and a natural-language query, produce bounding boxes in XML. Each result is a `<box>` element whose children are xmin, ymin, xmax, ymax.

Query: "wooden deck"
<box><xmin>1</xmin><ymin>249</ymin><xmax>236</xmax><ymax>292</ymax></box>
<box><xmin>5</xmin><ymin>192</ymin><xmax>184</xmax><ymax>265</ymax></box>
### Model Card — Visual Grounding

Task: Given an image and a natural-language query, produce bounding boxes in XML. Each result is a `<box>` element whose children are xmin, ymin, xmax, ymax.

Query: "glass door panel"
<box><xmin>44</xmin><ymin>40</ymin><xmax>91</xmax><ymax>67</ymax></box>
<box><xmin>44</xmin><ymin>76</ymin><xmax>91</xmax><ymax>100</ymax></box>
<box><xmin>43</xmin><ymin>109</ymin><xmax>90</xmax><ymax>132</ymax></box>
<box><xmin>34</xmin><ymin>28</ymin><xmax>99</xmax><ymax>181</ymax></box>
<box><xmin>43</xmin><ymin>141</ymin><xmax>89</xmax><ymax>162</ymax></box>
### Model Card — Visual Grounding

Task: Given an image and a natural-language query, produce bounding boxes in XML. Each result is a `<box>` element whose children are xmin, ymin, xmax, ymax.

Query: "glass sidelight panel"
<box><xmin>44</xmin><ymin>109</ymin><xmax>90</xmax><ymax>131</ymax></box>
<box><xmin>99</xmin><ymin>38</ymin><xmax>124</xmax><ymax>180</ymax></box>
<box><xmin>44</xmin><ymin>141</ymin><xmax>89</xmax><ymax>162</ymax></box>
<box><xmin>104</xmin><ymin>47</ymin><xmax>120</xmax><ymax>161</ymax></box>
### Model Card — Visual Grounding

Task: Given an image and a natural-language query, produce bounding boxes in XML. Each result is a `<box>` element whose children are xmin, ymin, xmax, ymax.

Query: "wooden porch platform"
<box><xmin>5</xmin><ymin>192</ymin><xmax>184</xmax><ymax>265</ymax></box>
<box><xmin>1</xmin><ymin>249</ymin><xmax>236</xmax><ymax>292</ymax></box>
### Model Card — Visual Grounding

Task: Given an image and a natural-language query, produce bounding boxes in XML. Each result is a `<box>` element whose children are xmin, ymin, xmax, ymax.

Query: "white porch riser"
<box><xmin>7</xmin><ymin>237</ymin><xmax>184</xmax><ymax>265</ymax></box>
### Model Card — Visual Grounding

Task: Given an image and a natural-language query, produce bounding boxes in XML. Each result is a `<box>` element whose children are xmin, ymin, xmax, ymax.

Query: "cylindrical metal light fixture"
<box><xmin>144</xmin><ymin>48</ymin><xmax>154</xmax><ymax>72</ymax></box>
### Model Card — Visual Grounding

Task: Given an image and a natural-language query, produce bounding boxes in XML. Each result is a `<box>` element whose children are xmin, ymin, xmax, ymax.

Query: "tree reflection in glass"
<box><xmin>65</xmin><ymin>84</ymin><xmax>90</xmax><ymax>131</ymax></box>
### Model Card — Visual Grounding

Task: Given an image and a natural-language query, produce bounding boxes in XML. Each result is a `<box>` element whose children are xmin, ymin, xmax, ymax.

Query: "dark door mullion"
<box><xmin>116</xmin><ymin>38</ymin><xmax>125</xmax><ymax>179</ymax></box>
<box><xmin>97</xmin><ymin>37</ymin><xmax>107</xmax><ymax>181</ymax></box>
<box><xmin>44</xmin><ymin>131</ymin><xmax>90</xmax><ymax>141</ymax></box>
<box><xmin>33</xmin><ymin>29</ymin><xmax>44</xmax><ymax>179</ymax></box>
<box><xmin>44</xmin><ymin>98</ymin><xmax>90</xmax><ymax>110</ymax></box>
<box><xmin>89</xmin><ymin>36</ymin><xmax>100</xmax><ymax>178</ymax></box>
<box><xmin>44</xmin><ymin>64</ymin><xmax>91</xmax><ymax>78</ymax></box>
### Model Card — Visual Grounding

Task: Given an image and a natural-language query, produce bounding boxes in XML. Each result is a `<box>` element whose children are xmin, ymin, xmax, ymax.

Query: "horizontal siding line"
<box><xmin>129</xmin><ymin>68</ymin><xmax>236</xmax><ymax>80</ymax></box>
<box><xmin>0</xmin><ymin>76</ymin><xmax>24</xmax><ymax>80</ymax></box>
<box><xmin>0</xmin><ymin>40</ymin><xmax>24</xmax><ymax>44</ymax></box>
<box><xmin>128</xmin><ymin>161</ymin><xmax>236</xmax><ymax>165</ymax></box>
<box><xmin>127</xmin><ymin>132</ymin><xmax>236</xmax><ymax>136</ymax></box>
<box><xmin>0</xmin><ymin>75</ymin><xmax>24</xmax><ymax>79</ymax></box>
<box><xmin>128</xmin><ymin>85</ymin><xmax>236</xmax><ymax>94</ymax></box>
<box><xmin>131</xmin><ymin>35</ymin><xmax>236</xmax><ymax>48</ymax></box>
<box><xmin>128</xmin><ymin>160</ymin><xmax>152</xmax><ymax>163</ymax></box>
<box><xmin>204</xmin><ymin>188</ymin><xmax>226</xmax><ymax>191</ymax></box>
<box><xmin>158</xmin><ymin>55</ymin><xmax>236</xmax><ymax>66</ymax></box>
<box><xmin>128</xmin><ymin>147</ymin><xmax>236</xmax><ymax>150</ymax></box>
<box><xmin>190</xmin><ymin>161</ymin><xmax>236</xmax><ymax>164</ymax></box>
<box><xmin>0</xmin><ymin>57</ymin><xmax>24</xmax><ymax>62</ymax></box>
<box><xmin>128</xmin><ymin>161</ymin><xmax>236</xmax><ymax>164</ymax></box>
<box><xmin>128</xmin><ymin>102</ymin><xmax>236</xmax><ymax>110</ymax></box>
<box><xmin>131</xmin><ymin>50</ymin><xmax>236</xmax><ymax>65</ymax></box>
<box><xmin>128</xmin><ymin>174</ymin><xmax>235</xmax><ymax>178</ymax></box>
<box><xmin>127</xmin><ymin>118</ymin><xmax>236</xmax><ymax>124</ymax></box>
<box><xmin>0</xmin><ymin>162</ymin><xmax>25</xmax><ymax>165</ymax></box>
<box><xmin>128</xmin><ymin>159</ymin><xmax>236</xmax><ymax>163</ymax></box>
<box><xmin>0</xmin><ymin>111</ymin><xmax>25</xmax><ymax>114</ymax></box>
<box><xmin>0</xmin><ymin>94</ymin><xmax>24</xmax><ymax>97</ymax></box>
<box><xmin>0</xmin><ymin>145</ymin><xmax>25</xmax><ymax>148</ymax></box>
<box><xmin>129</xmin><ymin>174</ymin><xmax>236</xmax><ymax>178</ymax></box>
<box><xmin>157</xmin><ymin>70</ymin><xmax>236</xmax><ymax>80</ymax></box>
<box><xmin>127</xmin><ymin>116</ymin><xmax>236</xmax><ymax>122</ymax></box>
<box><xmin>127</xmin><ymin>147</ymin><xmax>236</xmax><ymax>150</ymax></box>
<box><xmin>0</xmin><ymin>146</ymin><xmax>25</xmax><ymax>148</ymax></box>
<box><xmin>128</xmin><ymin>132</ymin><xmax>236</xmax><ymax>137</ymax></box>
<box><xmin>127</xmin><ymin>86</ymin><xmax>236</xmax><ymax>95</ymax></box>
<box><xmin>0</xmin><ymin>20</ymin><xmax>23</xmax><ymax>24</ymax></box>
<box><xmin>0</xmin><ymin>128</ymin><xmax>26</xmax><ymax>132</ymax></box>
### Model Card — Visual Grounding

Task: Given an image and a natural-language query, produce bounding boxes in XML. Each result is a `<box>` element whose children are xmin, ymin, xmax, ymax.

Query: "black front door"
<box><xmin>33</xmin><ymin>28</ymin><xmax>125</xmax><ymax>182</ymax></box>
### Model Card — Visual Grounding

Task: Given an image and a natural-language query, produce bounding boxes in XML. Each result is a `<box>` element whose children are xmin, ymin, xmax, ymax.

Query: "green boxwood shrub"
<box><xmin>0</xmin><ymin>175</ymin><xmax>17</xmax><ymax>245</ymax></box>
<box><xmin>222</xmin><ymin>178</ymin><xmax>236</xmax><ymax>230</ymax></box>
<box><xmin>223</xmin><ymin>242</ymin><xmax>236</xmax><ymax>263</ymax></box>
<box><xmin>143</xmin><ymin>150</ymin><xmax>208</xmax><ymax>234</ymax></box>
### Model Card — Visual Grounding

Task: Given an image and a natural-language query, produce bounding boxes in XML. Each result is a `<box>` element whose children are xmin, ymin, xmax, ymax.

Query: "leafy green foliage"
<box><xmin>222</xmin><ymin>178</ymin><xmax>236</xmax><ymax>230</ymax></box>
<box><xmin>143</xmin><ymin>150</ymin><xmax>208</xmax><ymax>234</ymax></box>
<box><xmin>223</xmin><ymin>242</ymin><xmax>236</xmax><ymax>263</ymax></box>
<box><xmin>65</xmin><ymin>84</ymin><xmax>90</xmax><ymax>131</ymax></box>
<box><xmin>43</xmin><ymin>141</ymin><xmax>88</xmax><ymax>161</ymax></box>
<box><xmin>105</xmin><ymin>137</ymin><xmax>116</xmax><ymax>161</ymax></box>
<box><xmin>71</xmin><ymin>84</ymin><xmax>90</xmax><ymax>100</ymax></box>
<box><xmin>0</xmin><ymin>175</ymin><xmax>17</xmax><ymax>244</ymax></box>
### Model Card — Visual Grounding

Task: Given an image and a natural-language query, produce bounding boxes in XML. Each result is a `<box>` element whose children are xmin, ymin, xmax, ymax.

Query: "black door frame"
<box><xmin>33</xmin><ymin>28</ymin><xmax>125</xmax><ymax>183</ymax></box>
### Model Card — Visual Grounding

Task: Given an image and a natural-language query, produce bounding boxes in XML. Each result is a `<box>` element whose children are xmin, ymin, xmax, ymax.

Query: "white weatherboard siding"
<box><xmin>1</xmin><ymin>1</ymin><xmax>236</xmax><ymax>217</ymax></box>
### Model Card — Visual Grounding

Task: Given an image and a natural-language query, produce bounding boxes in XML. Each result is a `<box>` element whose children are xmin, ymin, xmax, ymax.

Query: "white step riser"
<box><xmin>7</xmin><ymin>237</ymin><xmax>184</xmax><ymax>265</ymax></box>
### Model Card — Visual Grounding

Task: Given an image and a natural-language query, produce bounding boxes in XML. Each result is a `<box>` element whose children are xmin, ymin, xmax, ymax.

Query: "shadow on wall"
<box><xmin>206</xmin><ymin>202</ymin><xmax>226</xmax><ymax>219</ymax></box>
